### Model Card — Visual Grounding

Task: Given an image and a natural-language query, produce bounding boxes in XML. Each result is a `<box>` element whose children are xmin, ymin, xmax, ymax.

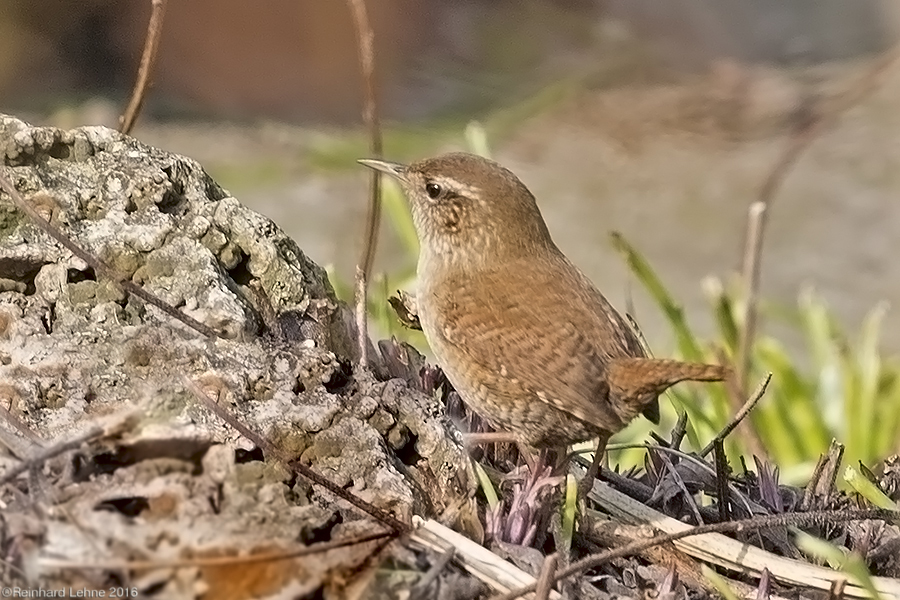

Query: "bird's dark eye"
<box><xmin>425</xmin><ymin>182</ymin><xmax>442</xmax><ymax>199</ymax></box>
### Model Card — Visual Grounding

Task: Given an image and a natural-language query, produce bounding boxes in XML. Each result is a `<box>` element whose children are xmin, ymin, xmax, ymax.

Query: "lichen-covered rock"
<box><xmin>0</xmin><ymin>114</ymin><xmax>471</xmax><ymax>591</ymax></box>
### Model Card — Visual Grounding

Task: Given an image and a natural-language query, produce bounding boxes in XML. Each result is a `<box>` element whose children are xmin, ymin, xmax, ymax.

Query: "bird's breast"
<box><xmin>414</xmin><ymin>267</ymin><xmax>480</xmax><ymax>393</ymax></box>
<box><xmin>415</xmin><ymin>274</ymin><xmax>454</xmax><ymax>359</ymax></box>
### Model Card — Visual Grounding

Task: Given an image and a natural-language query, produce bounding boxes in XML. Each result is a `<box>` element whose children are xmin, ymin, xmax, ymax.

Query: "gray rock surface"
<box><xmin>0</xmin><ymin>114</ymin><xmax>471</xmax><ymax>592</ymax></box>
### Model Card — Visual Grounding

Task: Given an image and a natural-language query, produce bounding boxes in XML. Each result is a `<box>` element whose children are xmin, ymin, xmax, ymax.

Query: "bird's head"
<box><xmin>359</xmin><ymin>152</ymin><xmax>556</xmax><ymax>268</ymax></box>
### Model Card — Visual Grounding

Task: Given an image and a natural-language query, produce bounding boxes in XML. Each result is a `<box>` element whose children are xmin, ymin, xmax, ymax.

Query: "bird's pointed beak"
<box><xmin>357</xmin><ymin>158</ymin><xmax>408</xmax><ymax>182</ymax></box>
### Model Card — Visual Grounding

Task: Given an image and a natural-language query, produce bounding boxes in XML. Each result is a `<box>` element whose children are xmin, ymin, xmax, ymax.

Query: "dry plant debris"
<box><xmin>1</xmin><ymin>113</ymin><xmax>899</xmax><ymax>599</ymax></box>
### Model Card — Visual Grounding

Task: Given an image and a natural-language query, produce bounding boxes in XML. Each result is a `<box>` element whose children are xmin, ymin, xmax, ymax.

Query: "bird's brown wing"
<box><xmin>563</xmin><ymin>258</ymin><xmax>661</xmax><ymax>424</ymax></box>
<box><xmin>434</xmin><ymin>255</ymin><xmax>645</xmax><ymax>434</ymax></box>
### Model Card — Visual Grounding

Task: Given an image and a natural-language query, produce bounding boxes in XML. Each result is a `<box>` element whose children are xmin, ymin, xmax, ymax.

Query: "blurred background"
<box><xmin>2</xmin><ymin>0</ymin><xmax>900</xmax><ymax>353</ymax></box>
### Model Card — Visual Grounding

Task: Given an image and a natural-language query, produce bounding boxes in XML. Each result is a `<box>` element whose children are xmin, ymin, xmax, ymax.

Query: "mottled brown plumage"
<box><xmin>359</xmin><ymin>152</ymin><xmax>727</xmax><ymax>450</ymax></box>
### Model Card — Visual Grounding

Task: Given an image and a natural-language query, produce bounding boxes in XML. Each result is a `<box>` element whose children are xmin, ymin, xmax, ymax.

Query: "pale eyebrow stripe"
<box><xmin>432</xmin><ymin>175</ymin><xmax>482</xmax><ymax>201</ymax></box>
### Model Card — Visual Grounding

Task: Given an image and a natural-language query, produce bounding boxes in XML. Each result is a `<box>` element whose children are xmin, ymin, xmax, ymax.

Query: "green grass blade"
<box><xmin>844</xmin><ymin>464</ymin><xmax>900</xmax><ymax>513</ymax></box>
<box><xmin>560</xmin><ymin>474</ymin><xmax>577</xmax><ymax>555</ymax></box>
<box><xmin>465</xmin><ymin>121</ymin><xmax>492</xmax><ymax>158</ymax></box>
<box><xmin>798</xmin><ymin>289</ymin><xmax>848</xmax><ymax>446</ymax></box>
<box><xmin>382</xmin><ymin>178</ymin><xmax>419</xmax><ymax>258</ymax></box>
<box><xmin>700</xmin><ymin>565</ymin><xmax>741</xmax><ymax>600</ymax></box>
<box><xmin>472</xmin><ymin>459</ymin><xmax>500</xmax><ymax>510</ymax></box>
<box><xmin>874</xmin><ymin>369</ymin><xmax>900</xmax><ymax>462</ymax></box>
<box><xmin>703</xmin><ymin>276</ymin><xmax>739</xmax><ymax>353</ymax></box>
<box><xmin>854</xmin><ymin>302</ymin><xmax>888</xmax><ymax>461</ymax></box>
<box><xmin>753</xmin><ymin>340</ymin><xmax>828</xmax><ymax>464</ymax></box>
<box><xmin>326</xmin><ymin>264</ymin><xmax>352</xmax><ymax>303</ymax></box>
<box><xmin>610</xmin><ymin>232</ymin><xmax>703</xmax><ymax>361</ymax></box>
<box><xmin>799</xmin><ymin>287</ymin><xmax>836</xmax><ymax>369</ymax></box>
<box><xmin>795</xmin><ymin>531</ymin><xmax>884</xmax><ymax>600</ymax></box>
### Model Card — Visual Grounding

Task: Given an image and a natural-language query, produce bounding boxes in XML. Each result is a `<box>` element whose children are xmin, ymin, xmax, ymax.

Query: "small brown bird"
<box><xmin>359</xmin><ymin>153</ymin><xmax>727</xmax><ymax>484</ymax></box>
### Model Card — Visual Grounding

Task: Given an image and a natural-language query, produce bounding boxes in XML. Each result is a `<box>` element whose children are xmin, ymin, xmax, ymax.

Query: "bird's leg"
<box><xmin>462</xmin><ymin>431</ymin><xmax>519</xmax><ymax>446</ymax></box>
<box><xmin>462</xmin><ymin>432</ymin><xmax>537</xmax><ymax>470</ymax></box>
<box><xmin>577</xmin><ymin>431</ymin><xmax>611</xmax><ymax>501</ymax></box>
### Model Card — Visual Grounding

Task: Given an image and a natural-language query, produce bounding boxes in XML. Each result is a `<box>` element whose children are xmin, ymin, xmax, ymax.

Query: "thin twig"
<box><xmin>354</xmin><ymin>266</ymin><xmax>369</xmax><ymax>366</ymax></box>
<box><xmin>348</xmin><ymin>536</ymin><xmax>396</xmax><ymax>596</ymax></box>
<box><xmin>0</xmin><ymin>426</ymin><xmax>103</xmax><ymax>486</ymax></box>
<box><xmin>582</xmin><ymin>520</ymin><xmax>776</xmax><ymax>600</ymax></box>
<box><xmin>534</xmin><ymin>553</ymin><xmax>558</xmax><ymax>600</ymax></box>
<box><xmin>411</xmin><ymin>548</ymin><xmax>456</xmax><ymax>600</ymax></box>
<box><xmin>346</xmin><ymin>0</ymin><xmax>384</xmax><ymax>367</ymax></box>
<box><xmin>736</xmin><ymin>202</ymin><xmax>767</xmax><ymax>395</ymax></box>
<box><xmin>119</xmin><ymin>0</ymin><xmax>168</xmax><ymax>134</ymax></box>
<box><xmin>656</xmin><ymin>450</ymin><xmax>704</xmax><ymax>525</ymax></box>
<box><xmin>0</xmin><ymin>425</ymin><xmax>40</xmax><ymax>465</ymax></box>
<box><xmin>40</xmin><ymin>530</ymin><xmax>392</xmax><ymax>571</ymax></box>
<box><xmin>700</xmin><ymin>373</ymin><xmax>772</xmax><ymax>458</ymax></box>
<box><xmin>578</xmin><ymin>445</ymin><xmax>757</xmax><ymax>525</ymax></box>
<box><xmin>670</xmin><ymin>410</ymin><xmax>689</xmax><ymax>451</ymax></box>
<box><xmin>0</xmin><ymin>556</ymin><xmax>29</xmax><ymax>582</ymax></box>
<box><xmin>184</xmin><ymin>376</ymin><xmax>410</xmax><ymax>534</ymax></box>
<box><xmin>718</xmin><ymin>347</ymin><xmax>768</xmax><ymax>459</ymax></box>
<box><xmin>736</xmin><ymin>43</ymin><xmax>900</xmax><ymax>393</ymax></box>
<box><xmin>758</xmin><ymin>44</ymin><xmax>900</xmax><ymax>209</ymax></box>
<box><xmin>463</xmin><ymin>432</ymin><xmax>520</xmax><ymax>446</ymax></box>
<box><xmin>0</xmin><ymin>403</ymin><xmax>43</xmax><ymax>445</ymax></box>
<box><xmin>0</xmin><ymin>176</ymin><xmax>220</xmax><ymax>339</ymax></box>
<box><xmin>490</xmin><ymin>508</ymin><xmax>899</xmax><ymax>600</ymax></box>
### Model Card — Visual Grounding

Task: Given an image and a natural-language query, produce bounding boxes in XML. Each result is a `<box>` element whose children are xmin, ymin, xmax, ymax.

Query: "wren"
<box><xmin>359</xmin><ymin>153</ymin><xmax>728</xmax><ymax>480</ymax></box>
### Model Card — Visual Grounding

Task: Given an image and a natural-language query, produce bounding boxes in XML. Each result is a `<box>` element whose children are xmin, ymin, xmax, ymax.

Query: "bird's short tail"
<box><xmin>607</xmin><ymin>357</ymin><xmax>730</xmax><ymax>402</ymax></box>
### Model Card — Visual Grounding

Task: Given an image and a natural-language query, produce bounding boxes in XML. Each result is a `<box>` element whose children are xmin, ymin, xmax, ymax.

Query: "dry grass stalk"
<box><xmin>346</xmin><ymin>0</ymin><xmax>385</xmax><ymax>367</ymax></box>
<box><xmin>119</xmin><ymin>0</ymin><xmax>168</xmax><ymax>134</ymax></box>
